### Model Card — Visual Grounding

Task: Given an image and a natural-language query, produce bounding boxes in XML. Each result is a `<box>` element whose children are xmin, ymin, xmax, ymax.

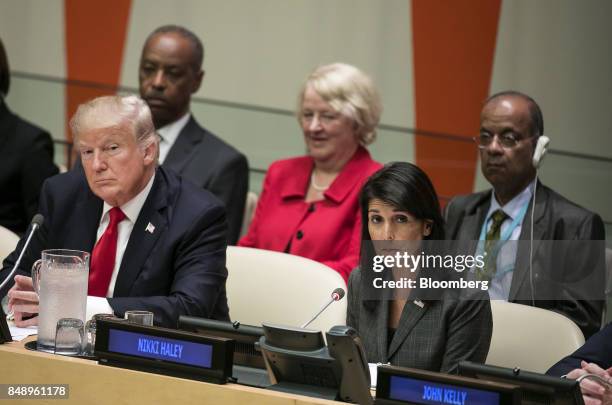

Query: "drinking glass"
<box><xmin>54</xmin><ymin>318</ymin><xmax>85</xmax><ymax>356</ymax></box>
<box><xmin>124</xmin><ymin>310</ymin><xmax>154</xmax><ymax>326</ymax></box>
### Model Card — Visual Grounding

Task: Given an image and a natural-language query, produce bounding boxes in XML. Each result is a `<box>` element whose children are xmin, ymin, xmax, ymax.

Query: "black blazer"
<box><xmin>163</xmin><ymin>116</ymin><xmax>248</xmax><ymax>245</ymax></box>
<box><xmin>444</xmin><ymin>183</ymin><xmax>605</xmax><ymax>338</ymax></box>
<box><xmin>547</xmin><ymin>322</ymin><xmax>612</xmax><ymax>376</ymax></box>
<box><xmin>0</xmin><ymin>166</ymin><xmax>230</xmax><ymax>327</ymax></box>
<box><xmin>347</xmin><ymin>267</ymin><xmax>492</xmax><ymax>374</ymax></box>
<box><xmin>0</xmin><ymin>101</ymin><xmax>58</xmax><ymax>234</ymax></box>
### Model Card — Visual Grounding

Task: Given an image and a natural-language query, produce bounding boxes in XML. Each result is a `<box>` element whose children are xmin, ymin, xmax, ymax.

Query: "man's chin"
<box><xmin>91</xmin><ymin>186</ymin><xmax>120</xmax><ymax>206</ymax></box>
<box><xmin>483</xmin><ymin>169</ymin><xmax>507</xmax><ymax>185</ymax></box>
<box><xmin>151</xmin><ymin>112</ymin><xmax>175</xmax><ymax>129</ymax></box>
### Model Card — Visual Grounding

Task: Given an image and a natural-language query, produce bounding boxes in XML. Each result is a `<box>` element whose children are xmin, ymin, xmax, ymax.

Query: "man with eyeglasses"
<box><xmin>445</xmin><ymin>91</ymin><xmax>605</xmax><ymax>338</ymax></box>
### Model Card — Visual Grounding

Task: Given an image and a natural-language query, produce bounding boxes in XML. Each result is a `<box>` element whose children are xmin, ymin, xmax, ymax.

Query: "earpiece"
<box><xmin>532</xmin><ymin>135</ymin><xmax>550</xmax><ymax>169</ymax></box>
<box><xmin>529</xmin><ymin>135</ymin><xmax>549</xmax><ymax>306</ymax></box>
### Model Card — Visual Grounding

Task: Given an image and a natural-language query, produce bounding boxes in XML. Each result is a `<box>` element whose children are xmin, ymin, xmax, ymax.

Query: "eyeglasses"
<box><xmin>474</xmin><ymin>133</ymin><xmax>530</xmax><ymax>149</ymax></box>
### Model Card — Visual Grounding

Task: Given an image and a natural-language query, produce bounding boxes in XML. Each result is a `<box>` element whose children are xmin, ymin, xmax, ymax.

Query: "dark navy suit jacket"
<box><xmin>547</xmin><ymin>322</ymin><xmax>612</xmax><ymax>376</ymax></box>
<box><xmin>0</xmin><ymin>166</ymin><xmax>229</xmax><ymax>327</ymax></box>
<box><xmin>0</xmin><ymin>101</ymin><xmax>58</xmax><ymax>235</ymax></box>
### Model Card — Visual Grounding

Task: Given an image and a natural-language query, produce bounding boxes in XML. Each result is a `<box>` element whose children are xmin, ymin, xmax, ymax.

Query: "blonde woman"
<box><xmin>239</xmin><ymin>63</ymin><xmax>382</xmax><ymax>282</ymax></box>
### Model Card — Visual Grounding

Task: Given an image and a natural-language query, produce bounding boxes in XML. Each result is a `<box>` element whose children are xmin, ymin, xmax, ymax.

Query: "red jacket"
<box><xmin>239</xmin><ymin>147</ymin><xmax>382</xmax><ymax>282</ymax></box>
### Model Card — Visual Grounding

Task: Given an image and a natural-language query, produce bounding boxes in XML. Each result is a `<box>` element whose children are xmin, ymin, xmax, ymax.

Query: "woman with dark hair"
<box><xmin>346</xmin><ymin>162</ymin><xmax>492</xmax><ymax>374</ymax></box>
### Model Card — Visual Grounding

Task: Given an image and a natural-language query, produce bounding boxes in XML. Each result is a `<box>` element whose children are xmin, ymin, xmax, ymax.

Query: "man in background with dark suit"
<box><xmin>0</xmin><ymin>38</ymin><xmax>58</xmax><ymax>235</ymax></box>
<box><xmin>139</xmin><ymin>25</ymin><xmax>248</xmax><ymax>244</ymax></box>
<box><xmin>3</xmin><ymin>95</ymin><xmax>229</xmax><ymax>327</ymax></box>
<box><xmin>445</xmin><ymin>91</ymin><xmax>605</xmax><ymax>338</ymax></box>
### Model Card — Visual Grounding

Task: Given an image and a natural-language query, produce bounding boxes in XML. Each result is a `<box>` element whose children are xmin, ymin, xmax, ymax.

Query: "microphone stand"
<box><xmin>301</xmin><ymin>299</ymin><xmax>337</xmax><ymax>329</ymax></box>
<box><xmin>0</xmin><ymin>218</ymin><xmax>42</xmax><ymax>292</ymax></box>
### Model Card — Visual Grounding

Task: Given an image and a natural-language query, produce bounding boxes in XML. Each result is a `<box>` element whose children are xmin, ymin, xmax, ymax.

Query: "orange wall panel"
<box><xmin>64</xmin><ymin>0</ymin><xmax>132</xmax><ymax>147</ymax></box>
<box><xmin>412</xmin><ymin>0</ymin><xmax>501</xmax><ymax>202</ymax></box>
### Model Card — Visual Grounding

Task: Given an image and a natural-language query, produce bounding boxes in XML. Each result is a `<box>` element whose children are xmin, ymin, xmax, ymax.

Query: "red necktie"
<box><xmin>88</xmin><ymin>207</ymin><xmax>126</xmax><ymax>297</ymax></box>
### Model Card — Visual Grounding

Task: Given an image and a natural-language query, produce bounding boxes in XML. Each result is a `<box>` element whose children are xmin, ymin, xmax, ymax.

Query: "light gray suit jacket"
<box><xmin>346</xmin><ymin>267</ymin><xmax>492</xmax><ymax>374</ymax></box>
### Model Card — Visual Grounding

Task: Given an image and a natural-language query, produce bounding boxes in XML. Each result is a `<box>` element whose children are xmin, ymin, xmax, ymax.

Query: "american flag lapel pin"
<box><xmin>145</xmin><ymin>222</ymin><xmax>155</xmax><ymax>234</ymax></box>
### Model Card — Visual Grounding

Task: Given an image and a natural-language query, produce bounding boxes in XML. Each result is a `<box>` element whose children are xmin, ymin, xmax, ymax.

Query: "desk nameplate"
<box><xmin>95</xmin><ymin>319</ymin><xmax>234</xmax><ymax>384</ymax></box>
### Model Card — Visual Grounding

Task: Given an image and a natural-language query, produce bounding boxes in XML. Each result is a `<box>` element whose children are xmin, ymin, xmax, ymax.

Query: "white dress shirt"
<box><xmin>485</xmin><ymin>179</ymin><xmax>535</xmax><ymax>300</ymax></box>
<box><xmin>86</xmin><ymin>173</ymin><xmax>156</xmax><ymax>319</ymax></box>
<box><xmin>157</xmin><ymin>113</ymin><xmax>190</xmax><ymax>164</ymax></box>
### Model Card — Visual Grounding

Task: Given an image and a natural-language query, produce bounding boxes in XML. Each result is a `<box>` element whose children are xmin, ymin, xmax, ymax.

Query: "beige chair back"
<box><xmin>225</xmin><ymin>246</ymin><xmax>346</xmax><ymax>332</ymax></box>
<box><xmin>0</xmin><ymin>225</ymin><xmax>19</xmax><ymax>262</ymax></box>
<box><xmin>486</xmin><ymin>301</ymin><xmax>585</xmax><ymax>373</ymax></box>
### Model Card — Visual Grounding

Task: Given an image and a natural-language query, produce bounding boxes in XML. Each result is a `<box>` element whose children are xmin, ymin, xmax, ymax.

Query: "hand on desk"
<box><xmin>567</xmin><ymin>361</ymin><xmax>612</xmax><ymax>405</ymax></box>
<box><xmin>7</xmin><ymin>275</ymin><xmax>39</xmax><ymax>327</ymax></box>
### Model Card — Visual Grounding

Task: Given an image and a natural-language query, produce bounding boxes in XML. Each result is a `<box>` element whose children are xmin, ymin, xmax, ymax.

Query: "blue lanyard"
<box><xmin>478</xmin><ymin>200</ymin><xmax>530</xmax><ymax>243</ymax></box>
<box><xmin>474</xmin><ymin>199</ymin><xmax>531</xmax><ymax>282</ymax></box>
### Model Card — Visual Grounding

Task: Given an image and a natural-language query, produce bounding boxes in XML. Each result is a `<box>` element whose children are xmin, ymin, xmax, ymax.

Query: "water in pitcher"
<box><xmin>36</xmin><ymin>267</ymin><xmax>88</xmax><ymax>353</ymax></box>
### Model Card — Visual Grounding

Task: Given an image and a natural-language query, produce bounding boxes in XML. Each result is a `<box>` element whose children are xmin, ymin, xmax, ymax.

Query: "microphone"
<box><xmin>31</xmin><ymin>214</ymin><xmax>44</xmax><ymax>229</ymax></box>
<box><xmin>301</xmin><ymin>287</ymin><xmax>345</xmax><ymax>329</ymax></box>
<box><xmin>0</xmin><ymin>214</ymin><xmax>44</xmax><ymax>291</ymax></box>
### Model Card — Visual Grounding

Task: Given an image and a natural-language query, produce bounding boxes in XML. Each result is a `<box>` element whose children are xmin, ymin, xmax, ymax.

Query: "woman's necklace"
<box><xmin>310</xmin><ymin>171</ymin><xmax>330</xmax><ymax>191</ymax></box>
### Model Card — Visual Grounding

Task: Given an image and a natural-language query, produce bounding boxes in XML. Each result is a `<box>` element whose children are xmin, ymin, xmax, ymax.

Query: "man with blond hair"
<box><xmin>2</xmin><ymin>95</ymin><xmax>229</xmax><ymax>327</ymax></box>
